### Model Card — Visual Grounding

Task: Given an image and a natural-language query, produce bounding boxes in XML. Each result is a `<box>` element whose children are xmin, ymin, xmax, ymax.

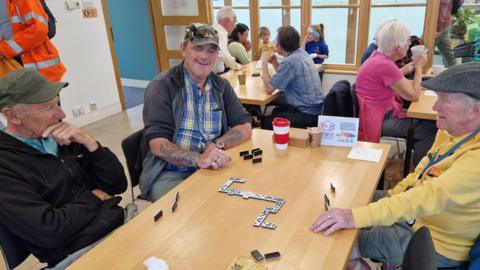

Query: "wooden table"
<box><xmin>223</xmin><ymin>62</ymin><xmax>281</xmax><ymax>106</ymax></box>
<box><xmin>68</xmin><ymin>129</ymin><xmax>390</xmax><ymax>270</ymax></box>
<box><xmin>407</xmin><ymin>90</ymin><xmax>437</xmax><ymax>121</ymax></box>
<box><xmin>222</xmin><ymin>62</ymin><xmax>323</xmax><ymax>106</ymax></box>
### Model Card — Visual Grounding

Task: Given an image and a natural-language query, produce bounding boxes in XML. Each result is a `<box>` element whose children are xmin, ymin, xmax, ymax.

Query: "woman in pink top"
<box><xmin>356</xmin><ymin>20</ymin><xmax>437</xmax><ymax>166</ymax></box>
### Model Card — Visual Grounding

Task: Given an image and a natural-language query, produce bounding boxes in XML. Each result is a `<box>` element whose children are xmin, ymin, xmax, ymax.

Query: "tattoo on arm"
<box><xmin>158</xmin><ymin>142</ymin><xmax>199</xmax><ymax>168</ymax></box>
<box><xmin>220</xmin><ymin>129</ymin><xmax>244</xmax><ymax>148</ymax></box>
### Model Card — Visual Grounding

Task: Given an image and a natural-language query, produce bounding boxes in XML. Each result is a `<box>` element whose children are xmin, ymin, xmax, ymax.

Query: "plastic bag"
<box><xmin>0</xmin><ymin>58</ymin><xmax>22</xmax><ymax>77</ymax></box>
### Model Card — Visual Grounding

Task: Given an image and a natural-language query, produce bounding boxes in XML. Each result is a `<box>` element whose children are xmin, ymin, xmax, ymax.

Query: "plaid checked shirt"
<box><xmin>165</xmin><ymin>68</ymin><xmax>223</xmax><ymax>172</ymax></box>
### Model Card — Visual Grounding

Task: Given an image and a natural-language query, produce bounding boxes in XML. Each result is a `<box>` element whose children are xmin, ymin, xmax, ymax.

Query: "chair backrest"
<box><xmin>402</xmin><ymin>226</ymin><xmax>437</xmax><ymax>270</ymax></box>
<box><xmin>121</xmin><ymin>129</ymin><xmax>147</xmax><ymax>188</ymax></box>
<box><xmin>0</xmin><ymin>223</ymin><xmax>30</xmax><ymax>270</ymax></box>
<box><xmin>322</xmin><ymin>80</ymin><xmax>353</xmax><ymax>117</ymax></box>
<box><xmin>350</xmin><ymin>83</ymin><xmax>359</xmax><ymax>117</ymax></box>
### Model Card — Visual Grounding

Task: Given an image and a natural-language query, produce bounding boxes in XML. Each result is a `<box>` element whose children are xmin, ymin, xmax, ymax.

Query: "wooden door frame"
<box><xmin>150</xmin><ymin>0</ymin><xmax>212</xmax><ymax>71</ymax></box>
<box><xmin>101</xmin><ymin>0</ymin><xmax>126</xmax><ymax>111</ymax></box>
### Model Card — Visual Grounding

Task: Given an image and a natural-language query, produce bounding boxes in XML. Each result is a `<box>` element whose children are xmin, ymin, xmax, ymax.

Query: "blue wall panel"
<box><xmin>107</xmin><ymin>0</ymin><xmax>158</xmax><ymax>81</ymax></box>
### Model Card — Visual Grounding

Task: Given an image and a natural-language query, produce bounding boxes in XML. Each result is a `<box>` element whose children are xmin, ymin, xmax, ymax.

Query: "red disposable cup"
<box><xmin>272</xmin><ymin>117</ymin><xmax>290</xmax><ymax>150</ymax></box>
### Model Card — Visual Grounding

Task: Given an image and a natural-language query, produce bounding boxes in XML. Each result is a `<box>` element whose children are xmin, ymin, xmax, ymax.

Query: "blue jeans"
<box><xmin>357</xmin><ymin>191</ymin><xmax>467</xmax><ymax>267</ymax></box>
<box><xmin>147</xmin><ymin>170</ymin><xmax>193</xmax><ymax>202</ymax></box>
<box><xmin>44</xmin><ymin>239</ymin><xmax>103</xmax><ymax>270</ymax></box>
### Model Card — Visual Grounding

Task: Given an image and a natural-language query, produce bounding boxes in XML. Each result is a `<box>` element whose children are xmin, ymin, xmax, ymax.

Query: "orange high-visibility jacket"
<box><xmin>0</xmin><ymin>0</ymin><xmax>66</xmax><ymax>81</ymax></box>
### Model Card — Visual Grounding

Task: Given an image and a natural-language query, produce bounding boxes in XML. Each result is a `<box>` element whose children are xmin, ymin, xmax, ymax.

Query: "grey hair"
<box><xmin>377</xmin><ymin>20</ymin><xmax>410</xmax><ymax>57</ymax></box>
<box><xmin>216</xmin><ymin>6</ymin><xmax>236</xmax><ymax>23</ymax></box>
<box><xmin>459</xmin><ymin>93</ymin><xmax>479</xmax><ymax>113</ymax></box>
<box><xmin>13</xmin><ymin>103</ymin><xmax>28</xmax><ymax>113</ymax></box>
<box><xmin>373</xmin><ymin>18</ymin><xmax>397</xmax><ymax>44</ymax></box>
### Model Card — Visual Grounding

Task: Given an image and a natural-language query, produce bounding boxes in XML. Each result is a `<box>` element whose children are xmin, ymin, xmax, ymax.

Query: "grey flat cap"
<box><xmin>421</xmin><ymin>62</ymin><xmax>480</xmax><ymax>100</ymax></box>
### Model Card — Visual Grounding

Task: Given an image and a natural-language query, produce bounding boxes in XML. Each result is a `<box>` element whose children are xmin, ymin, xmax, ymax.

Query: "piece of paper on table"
<box><xmin>347</xmin><ymin>147</ymin><xmax>383</xmax><ymax>162</ymax></box>
<box><xmin>144</xmin><ymin>256</ymin><xmax>169</xmax><ymax>270</ymax></box>
<box><xmin>424</xmin><ymin>90</ymin><xmax>437</xmax><ymax>96</ymax></box>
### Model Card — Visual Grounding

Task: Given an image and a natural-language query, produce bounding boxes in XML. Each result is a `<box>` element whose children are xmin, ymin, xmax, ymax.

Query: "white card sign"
<box><xmin>317</xmin><ymin>116</ymin><xmax>359</xmax><ymax>147</ymax></box>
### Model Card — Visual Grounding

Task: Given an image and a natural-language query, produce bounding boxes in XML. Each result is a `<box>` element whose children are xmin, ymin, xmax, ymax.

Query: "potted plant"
<box><xmin>452</xmin><ymin>7</ymin><xmax>476</xmax><ymax>39</ymax></box>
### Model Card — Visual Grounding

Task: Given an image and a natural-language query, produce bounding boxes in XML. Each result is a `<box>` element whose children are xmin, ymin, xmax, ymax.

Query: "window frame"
<box><xmin>213</xmin><ymin>0</ymin><xmax>440</xmax><ymax>72</ymax></box>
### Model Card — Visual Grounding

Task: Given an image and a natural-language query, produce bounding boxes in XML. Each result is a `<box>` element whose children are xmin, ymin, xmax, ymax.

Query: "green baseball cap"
<box><xmin>184</xmin><ymin>23</ymin><xmax>219</xmax><ymax>48</ymax></box>
<box><xmin>0</xmin><ymin>68</ymin><xmax>68</xmax><ymax>110</ymax></box>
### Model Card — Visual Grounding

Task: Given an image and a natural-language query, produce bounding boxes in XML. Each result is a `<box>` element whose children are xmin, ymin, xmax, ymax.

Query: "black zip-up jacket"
<box><xmin>0</xmin><ymin>131</ymin><xmax>127</xmax><ymax>265</ymax></box>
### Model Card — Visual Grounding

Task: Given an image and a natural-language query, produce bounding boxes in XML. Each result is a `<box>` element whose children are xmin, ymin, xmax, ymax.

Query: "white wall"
<box><xmin>48</xmin><ymin>0</ymin><xmax>121</xmax><ymax>127</ymax></box>
<box><xmin>322</xmin><ymin>73</ymin><xmax>356</xmax><ymax>92</ymax></box>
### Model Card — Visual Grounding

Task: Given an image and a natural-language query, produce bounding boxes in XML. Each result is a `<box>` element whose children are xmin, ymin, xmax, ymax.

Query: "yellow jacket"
<box><xmin>353</xmin><ymin>129</ymin><xmax>480</xmax><ymax>261</ymax></box>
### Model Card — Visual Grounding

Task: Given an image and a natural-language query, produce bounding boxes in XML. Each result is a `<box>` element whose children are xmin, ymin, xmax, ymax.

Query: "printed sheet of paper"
<box><xmin>317</xmin><ymin>116</ymin><xmax>359</xmax><ymax>147</ymax></box>
<box><xmin>347</xmin><ymin>147</ymin><xmax>383</xmax><ymax>162</ymax></box>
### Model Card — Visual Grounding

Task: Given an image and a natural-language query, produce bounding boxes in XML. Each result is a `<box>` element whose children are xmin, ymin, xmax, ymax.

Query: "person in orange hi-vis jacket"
<box><xmin>0</xmin><ymin>0</ymin><xmax>66</xmax><ymax>81</ymax></box>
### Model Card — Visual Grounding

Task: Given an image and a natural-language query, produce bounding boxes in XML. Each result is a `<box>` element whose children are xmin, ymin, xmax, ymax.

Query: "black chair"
<box><xmin>402</xmin><ymin>226</ymin><xmax>437</xmax><ymax>270</ymax></box>
<box><xmin>0</xmin><ymin>223</ymin><xmax>30</xmax><ymax>270</ymax></box>
<box><xmin>322</xmin><ymin>80</ymin><xmax>354</xmax><ymax>117</ymax></box>
<box><xmin>350</xmin><ymin>83</ymin><xmax>359</xmax><ymax>117</ymax></box>
<box><xmin>121</xmin><ymin>129</ymin><xmax>148</xmax><ymax>202</ymax></box>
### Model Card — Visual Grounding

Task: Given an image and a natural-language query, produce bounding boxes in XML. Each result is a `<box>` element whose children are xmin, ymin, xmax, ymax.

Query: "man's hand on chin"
<box><xmin>42</xmin><ymin>121</ymin><xmax>99</xmax><ymax>152</ymax></box>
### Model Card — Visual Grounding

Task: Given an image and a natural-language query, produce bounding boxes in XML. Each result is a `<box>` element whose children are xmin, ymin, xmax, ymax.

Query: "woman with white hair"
<box><xmin>356</xmin><ymin>20</ymin><xmax>437</xmax><ymax>166</ymax></box>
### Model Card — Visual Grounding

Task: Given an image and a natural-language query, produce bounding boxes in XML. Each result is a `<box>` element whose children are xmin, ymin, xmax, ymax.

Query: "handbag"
<box><xmin>0</xmin><ymin>57</ymin><xmax>22</xmax><ymax>77</ymax></box>
<box><xmin>453</xmin><ymin>42</ymin><xmax>474</xmax><ymax>58</ymax></box>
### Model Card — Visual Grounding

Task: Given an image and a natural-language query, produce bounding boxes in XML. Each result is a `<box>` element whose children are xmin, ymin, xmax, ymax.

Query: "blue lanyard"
<box><xmin>418</xmin><ymin>128</ymin><xmax>480</xmax><ymax>179</ymax></box>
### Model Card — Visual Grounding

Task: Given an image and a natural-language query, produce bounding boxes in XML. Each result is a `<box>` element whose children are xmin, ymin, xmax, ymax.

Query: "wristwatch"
<box><xmin>213</xmin><ymin>138</ymin><xmax>225</xmax><ymax>150</ymax></box>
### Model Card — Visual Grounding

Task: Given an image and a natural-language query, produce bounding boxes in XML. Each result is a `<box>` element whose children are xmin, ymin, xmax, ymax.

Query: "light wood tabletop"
<box><xmin>222</xmin><ymin>62</ymin><xmax>281</xmax><ymax>106</ymax></box>
<box><xmin>407</xmin><ymin>90</ymin><xmax>437</xmax><ymax>121</ymax></box>
<box><xmin>222</xmin><ymin>61</ymin><xmax>323</xmax><ymax>106</ymax></box>
<box><xmin>68</xmin><ymin>129</ymin><xmax>390</xmax><ymax>270</ymax></box>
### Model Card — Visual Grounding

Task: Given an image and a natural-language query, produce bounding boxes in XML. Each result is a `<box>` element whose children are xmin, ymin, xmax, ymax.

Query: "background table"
<box><xmin>223</xmin><ymin>62</ymin><xmax>281</xmax><ymax>106</ymax></box>
<box><xmin>407</xmin><ymin>90</ymin><xmax>437</xmax><ymax>121</ymax></box>
<box><xmin>222</xmin><ymin>62</ymin><xmax>323</xmax><ymax>106</ymax></box>
<box><xmin>68</xmin><ymin>129</ymin><xmax>390</xmax><ymax>270</ymax></box>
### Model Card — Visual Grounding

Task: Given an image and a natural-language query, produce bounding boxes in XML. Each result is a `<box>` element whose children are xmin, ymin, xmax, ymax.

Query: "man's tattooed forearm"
<box><xmin>158</xmin><ymin>143</ymin><xmax>199</xmax><ymax>167</ymax></box>
<box><xmin>221</xmin><ymin>129</ymin><xmax>243</xmax><ymax>145</ymax></box>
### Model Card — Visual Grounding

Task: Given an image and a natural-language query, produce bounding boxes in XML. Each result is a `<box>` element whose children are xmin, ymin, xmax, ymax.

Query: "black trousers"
<box><xmin>262</xmin><ymin>105</ymin><xmax>321</xmax><ymax>130</ymax></box>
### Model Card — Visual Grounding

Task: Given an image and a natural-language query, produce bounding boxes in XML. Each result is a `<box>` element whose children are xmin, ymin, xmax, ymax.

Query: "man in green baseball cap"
<box><xmin>140</xmin><ymin>23</ymin><xmax>251</xmax><ymax>202</ymax></box>
<box><xmin>0</xmin><ymin>68</ymin><xmax>128</xmax><ymax>268</ymax></box>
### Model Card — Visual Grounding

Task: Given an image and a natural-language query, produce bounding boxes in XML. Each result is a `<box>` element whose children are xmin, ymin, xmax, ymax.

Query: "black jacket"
<box><xmin>0</xmin><ymin>131</ymin><xmax>127</xmax><ymax>265</ymax></box>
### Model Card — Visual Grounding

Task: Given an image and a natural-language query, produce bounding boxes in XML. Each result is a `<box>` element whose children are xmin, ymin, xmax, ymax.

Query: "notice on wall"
<box><xmin>161</xmin><ymin>0</ymin><xmax>199</xmax><ymax>16</ymax></box>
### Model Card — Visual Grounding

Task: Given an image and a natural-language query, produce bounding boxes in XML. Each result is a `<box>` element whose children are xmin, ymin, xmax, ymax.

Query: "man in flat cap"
<box><xmin>141</xmin><ymin>23</ymin><xmax>251</xmax><ymax>202</ymax></box>
<box><xmin>311</xmin><ymin>62</ymin><xmax>480</xmax><ymax>268</ymax></box>
<box><xmin>0</xmin><ymin>69</ymin><xmax>127</xmax><ymax>268</ymax></box>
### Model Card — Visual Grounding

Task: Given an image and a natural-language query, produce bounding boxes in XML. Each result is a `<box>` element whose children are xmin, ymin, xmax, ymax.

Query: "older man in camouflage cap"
<box><xmin>140</xmin><ymin>23</ymin><xmax>251</xmax><ymax>202</ymax></box>
<box><xmin>311</xmin><ymin>62</ymin><xmax>480</xmax><ymax>268</ymax></box>
<box><xmin>0</xmin><ymin>69</ymin><xmax>127</xmax><ymax>268</ymax></box>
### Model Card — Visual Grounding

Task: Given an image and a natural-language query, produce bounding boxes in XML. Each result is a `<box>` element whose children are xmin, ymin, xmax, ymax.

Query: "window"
<box><xmin>257</xmin><ymin>0</ymin><xmax>302</xmax><ymax>40</ymax></box>
<box><xmin>211</xmin><ymin>0</ymin><xmax>436</xmax><ymax>69</ymax></box>
<box><xmin>311</xmin><ymin>6</ymin><xmax>359</xmax><ymax>64</ymax></box>
<box><xmin>369</xmin><ymin>1</ymin><xmax>427</xmax><ymax>42</ymax></box>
